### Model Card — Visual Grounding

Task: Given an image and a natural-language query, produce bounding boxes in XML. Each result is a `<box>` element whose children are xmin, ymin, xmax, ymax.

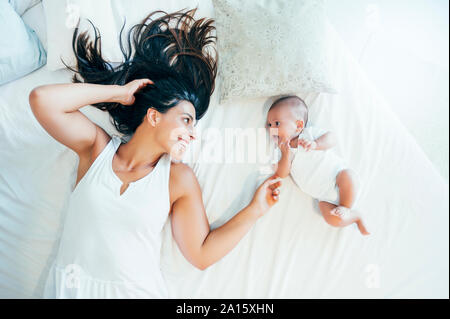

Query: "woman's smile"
<box><xmin>177</xmin><ymin>136</ymin><xmax>189</xmax><ymax>150</ymax></box>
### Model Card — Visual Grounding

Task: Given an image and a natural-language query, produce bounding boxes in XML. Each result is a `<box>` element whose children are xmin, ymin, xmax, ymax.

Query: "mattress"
<box><xmin>0</xmin><ymin>5</ymin><xmax>448</xmax><ymax>298</ymax></box>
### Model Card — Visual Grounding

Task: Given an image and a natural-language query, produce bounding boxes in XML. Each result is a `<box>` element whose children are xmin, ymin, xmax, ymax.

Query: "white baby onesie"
<box><xmin>275</xmin><ymin>125</ymin><xmax>349</xmax><ymax>205</ymax></box>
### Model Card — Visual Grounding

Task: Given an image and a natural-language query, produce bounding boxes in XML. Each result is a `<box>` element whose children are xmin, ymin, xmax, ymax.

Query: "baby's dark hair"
<box><xmin>269</xmin><ymin>95</ymin><xmax>308</xmax><ymax>126</ymax></box>
<box><xmin>63</xmin><ymin>8</ymin><xmax>217</xmax><ymax>136</ymax></box>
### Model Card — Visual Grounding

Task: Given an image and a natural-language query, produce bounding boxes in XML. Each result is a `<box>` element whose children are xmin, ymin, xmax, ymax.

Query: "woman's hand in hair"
<box><xmin>116</xmin><ymin>78</ymin><xmax>154</xmax><ymax>105</ymax></box>
<box><xmin>249</xmin><ymin>175</ymin><xmax>282</xmax><ymax>218</ymax></box>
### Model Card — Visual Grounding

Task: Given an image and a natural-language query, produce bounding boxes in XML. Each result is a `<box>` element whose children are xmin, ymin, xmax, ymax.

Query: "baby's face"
<box><xmin>266</xmin><ymin>105</ymin><xmax>301</xmax><ymax>145</ymax></box>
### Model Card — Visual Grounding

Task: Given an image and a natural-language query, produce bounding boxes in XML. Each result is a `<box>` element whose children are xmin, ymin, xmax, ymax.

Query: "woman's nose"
<box><xmin>190</xmin><ymin>127</ymin><xmax>197</xmax><ymax>141</ymax></box>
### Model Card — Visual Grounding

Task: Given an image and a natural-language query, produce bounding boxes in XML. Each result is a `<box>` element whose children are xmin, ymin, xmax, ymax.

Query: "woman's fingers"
<box><xmin>260</xmin><ymin>176</ymin><xmax>281</xmax><ymax>190</ymax></box>
<box><xmin>254</xmin><ymin>175</ymin><xmax>283</xmax><ymax>209</ymax></box>
<box><xmin>139</xmin><ymin>79</ymin><xmax>154</xmax><ymax>88</ymax></box>
<box><xmin>130</xmin><ymin>78</ymin><xmax>154</xmax><ymax>91</ymax></box>
<box><xmin>267</xmin><ymin>181</ymin><xmax>282</xmax><ymax>193</ymax></box>
<box><xmin>139</xmin><ymin>78</ymin><xmax>154</xmax><ymax>87</ymax></box>
<box><xmin>269</xmin><ymin>184</ymin><xmax>281</xmax><ymax>203</ymax></box>
<box><xmin>272</xmin><ymin>187</ymin><xmax>280</xmax><ymax>201</ymax></box>
<box><xmin>143</xmin><ymin>78</ymin><xmax>154</xmax><ymax>84</ymax></box>
<box><xmin>143</xmin><ymin>78</ymin><xmax>153</xmax><ymax>84</ymax></box>
<box><xmin>137</xmin><ymin>79</ymin><xmax>153</xmax><ymax>90</ymax></box>
<box><xmin>120</xmin><ymin>79</ymin><xmax>154</xmax><ymax>105</ymax></box>
<box><xmin>272</xmin><ymin>188</ymin><xmax>280</xmax><ymax>200</ymax></box>
<box><xmin>266</xmin><ymin>177</ymin><xmax>282</xmax><ymax>186</ymax></box>
<box><xmin>135</xmin><ymin>78</ymin><xmax>153</xmax><ymax>84</ymax></box>
<box><xmin>269</xmin><ymin>179</ymin><xmax>282</xmax><ymax>190</ymax></box>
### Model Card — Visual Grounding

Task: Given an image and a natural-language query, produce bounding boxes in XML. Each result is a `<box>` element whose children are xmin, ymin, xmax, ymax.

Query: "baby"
<box><xmin>266</xmin><ymin>95</ymin><xmax>370</xmax><ymax>236</ymax></box>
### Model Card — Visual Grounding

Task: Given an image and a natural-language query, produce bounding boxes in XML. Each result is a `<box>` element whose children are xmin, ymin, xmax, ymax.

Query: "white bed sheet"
<box><xmin>0</xmin><ymin>18</ymin><xmax>448</xmax><ymax>298</ymax></box>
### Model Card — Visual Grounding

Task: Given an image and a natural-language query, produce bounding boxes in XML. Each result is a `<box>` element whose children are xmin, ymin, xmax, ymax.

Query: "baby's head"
<box><xmin>266</xmin><ymin>95</ymin><xmax>308</xmax><ymax>144</ymax></box>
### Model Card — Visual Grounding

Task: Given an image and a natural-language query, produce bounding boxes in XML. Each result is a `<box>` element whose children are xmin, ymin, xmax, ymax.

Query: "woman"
<box><xmin>30</xmin><ymin>9</ymin><xmax>282</xmax><ymax>298</ymax></box>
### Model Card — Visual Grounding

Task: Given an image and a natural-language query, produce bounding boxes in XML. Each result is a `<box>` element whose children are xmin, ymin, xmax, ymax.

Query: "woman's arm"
<box><xmin>29</xmin><ymin>79</ymin><xmax>152</xmax><ymax>155</ymax></box>
<box><xmin>169</xmin><ymin>163</ymin><xmax>282</xmax><ymax>270</ymax></box>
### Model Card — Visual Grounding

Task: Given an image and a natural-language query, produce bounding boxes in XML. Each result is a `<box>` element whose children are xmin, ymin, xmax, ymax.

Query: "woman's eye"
<box><xmin>275</xmin><ymin>121</ymin><xmax>280</xmax><ymax>126</ymax></box>
<box><xmin>268</xmin><ymin>123</ymin><xmax>272</xmax><ymax>127</ymax></box>
<box><xmin>184</xmin><ymin>118</ymin><xmax>190</xmax><ymax>124</ymax></box>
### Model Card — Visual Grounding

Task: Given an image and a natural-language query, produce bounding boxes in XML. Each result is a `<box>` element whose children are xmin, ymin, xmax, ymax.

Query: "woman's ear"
<box><xmin>146</xmin><ymin>108</ymin><xmax>161</xmax><ymax>127</ymax></box>
<box><xmin>296</xmin><ymin>120</ymin><xmax>304</xmax><ymax>132</ymax></box>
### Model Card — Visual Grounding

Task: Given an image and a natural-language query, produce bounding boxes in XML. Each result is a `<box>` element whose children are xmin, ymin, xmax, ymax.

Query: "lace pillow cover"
<box><xmin>212</xmin><ymin>0</ymin><xmax>336</xmax><ymax>103</ymax></box>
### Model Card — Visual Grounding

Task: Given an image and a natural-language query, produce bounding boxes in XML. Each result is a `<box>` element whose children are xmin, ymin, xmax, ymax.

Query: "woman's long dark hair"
<box><xmin>63</xmin><ymin>8</ymin><xmax>217</xmax><ymax>136</ymax></box>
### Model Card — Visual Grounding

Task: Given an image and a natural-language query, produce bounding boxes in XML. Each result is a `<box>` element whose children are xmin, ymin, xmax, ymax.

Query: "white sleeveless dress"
<box><xmin>43</xmin><ymin>135</ymin><xmax>172</xmax><ymax>298</ymax></box>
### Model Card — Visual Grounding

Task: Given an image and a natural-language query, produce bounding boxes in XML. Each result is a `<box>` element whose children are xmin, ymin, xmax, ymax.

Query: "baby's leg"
<box><xmin>334</xmin><ymin>169</ymin><xmax>369</xmax><ymax>235</ymax></box>
<box><xmin>319</xmin><ymin>201</ymin><xmax>370</xmax><ymax>236</ymax></box>
<box><xmin>336</xmin><ymin>169</ymin><xmax>359</xmax><ymax>208</ymax></box>
<box><xmin>331</xmin><ymin>169</ymin><xmax>361</xmax><ymax>216</ymax></box>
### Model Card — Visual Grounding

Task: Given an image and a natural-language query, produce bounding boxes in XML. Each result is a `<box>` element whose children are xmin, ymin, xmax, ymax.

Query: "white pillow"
<box><xmin>42</xmin><ymin>0</ymin><xmax>122</xmax><ymax>71</ymax></box>
<box><xmin>42</xmin><ymin>0</ymin><xmax>215</xmax><ymax>71</ymax></box>
<box><xmin>212</xmin><ymin>0</ymin><xmax>336</xmax><ymax>103</ymax></box>
<box><xmin>21</xmin><ymin>0</ymin><xmax>47</xmax><ymax>51</ymax></box>
<box><xmin>8</xmin><ymin>0</ymin><xmax>41</xmax><ymax>16</ymax></box>
<box><xmin>0</xmin><ymin>1</ymin><xmax>47</xmax><ymax>85</ymax></box>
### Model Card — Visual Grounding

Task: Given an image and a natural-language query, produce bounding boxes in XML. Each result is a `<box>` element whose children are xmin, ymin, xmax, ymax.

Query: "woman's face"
<box><xmin>155</xmin><ymin>100</ymin><xmax>197</xmax><ymax>161</ymax></box>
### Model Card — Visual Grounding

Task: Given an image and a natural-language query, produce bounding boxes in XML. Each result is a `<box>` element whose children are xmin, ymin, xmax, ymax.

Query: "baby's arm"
<box><xmin>314</xmin><ymin>131</ymin><xmax>336</xmax><ymax>150</ymax></box>
<box><xmin>299</xmin><ymin>131</ymin><xmax>336</xmax><ymax>151</ymax></box>
<box><xmin>275</xmin><ymin>141</ymin><xmax>293</xmax><ymax>178</ymax></box>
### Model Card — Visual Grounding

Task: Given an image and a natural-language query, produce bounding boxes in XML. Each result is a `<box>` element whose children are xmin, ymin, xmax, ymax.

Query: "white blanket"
<box><xmin>0</xmin><ymin>21</ymin><xmax>448</xmax><ymax>298</ymax></box>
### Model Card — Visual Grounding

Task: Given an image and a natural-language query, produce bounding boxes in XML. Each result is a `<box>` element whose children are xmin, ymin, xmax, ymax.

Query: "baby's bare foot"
<box><xmin>356</xmin><ymin>217</ymin><xmax>370</xmax><ymax>236</ymax></box>
<box><xmin>332</xmin><ymin>206</ymin><xmax>371</xmax><ymax>236</ymax></box>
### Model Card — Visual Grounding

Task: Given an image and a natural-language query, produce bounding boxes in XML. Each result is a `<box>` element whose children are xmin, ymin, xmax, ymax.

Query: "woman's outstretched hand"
<box><xmin>116</xmin><ymin>78</ymin><xmax>154</xmax><ymax>105</ymax></box>
<box><xmin>250</xmin><ymin>175</ymin><xmax>282</xmax><ymax>218</ymax></box>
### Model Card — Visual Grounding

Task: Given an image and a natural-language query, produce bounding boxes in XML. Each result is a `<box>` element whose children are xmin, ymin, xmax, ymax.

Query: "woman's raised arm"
<box><xmin>28</xmin><ymin>79</ymin><xmax>152</xmax><ymax>155</ymax></box>
<box><xmin>169</xmin><ymin>163</ymin><xmax>282</xmax><ymax>270</ymax></box>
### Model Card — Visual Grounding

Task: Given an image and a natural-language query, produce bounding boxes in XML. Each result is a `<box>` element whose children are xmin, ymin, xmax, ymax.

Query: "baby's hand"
<box><xmin>278</xmin><ymin>139</ymin><xmax>291</xmax><ymax>154</ymax></box>
<box><xmin>298</xmin><ymin>138</ymin><xmax>317</xmax><ymax>152</ymax></box>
